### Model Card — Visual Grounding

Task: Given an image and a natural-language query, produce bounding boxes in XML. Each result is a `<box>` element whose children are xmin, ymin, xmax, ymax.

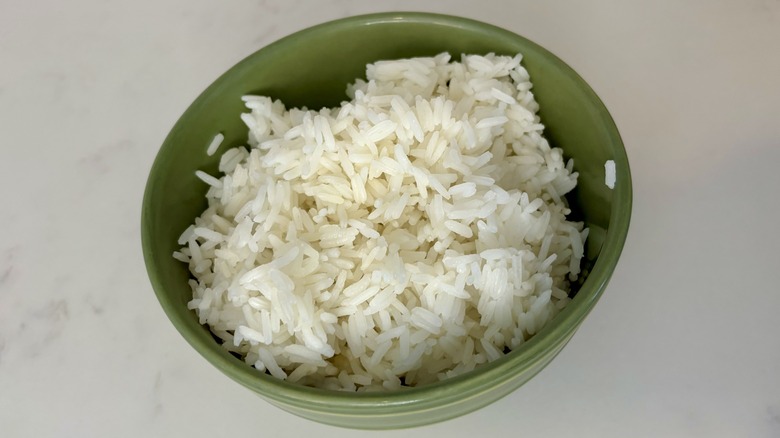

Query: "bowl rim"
<box><xmin>142</xmin><ymin>11</ymin><xmax>632</xmax><ymax>414</ymax></box>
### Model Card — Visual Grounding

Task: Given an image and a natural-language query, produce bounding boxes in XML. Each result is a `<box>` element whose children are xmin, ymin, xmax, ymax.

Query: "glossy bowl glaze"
<box><xmin>142</xmin><ymin>12</ymin><xmax>631</xmax><ymax>429</ymax></box>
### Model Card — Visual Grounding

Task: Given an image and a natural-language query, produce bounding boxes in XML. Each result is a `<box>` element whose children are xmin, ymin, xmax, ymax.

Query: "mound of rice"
<box><xmin>174</xmin><ymin>52</ymin><xmax>588</xmax><ymax>390</ymax></box>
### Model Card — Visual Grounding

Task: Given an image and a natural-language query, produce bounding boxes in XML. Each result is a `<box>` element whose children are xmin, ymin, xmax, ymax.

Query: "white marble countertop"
<box><xmin>2</xmin><ymin>0</ymin><xmax>779</xmax><ymax>436</ymax></box>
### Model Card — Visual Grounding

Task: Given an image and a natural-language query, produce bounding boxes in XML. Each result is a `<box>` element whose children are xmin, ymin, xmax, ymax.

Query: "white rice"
<box><xmin>206</xmin><ymin>133</ymin><xmax>224</xmax><ymax>156</ymax></box>
<box><xmin>177</xmin><ymin>52</ymin><xmax>587</xmax><ymax>390</ymax></box>
<box><xmin>605</xmin><ymin>160</ymin><xmax>616</xmax><ymax>189</ymax></box>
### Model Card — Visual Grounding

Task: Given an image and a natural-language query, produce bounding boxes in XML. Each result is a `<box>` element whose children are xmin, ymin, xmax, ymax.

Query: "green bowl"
<box><xmin>142</xmin><ymin>12</ymin><xmax>631</xmax><ymax>429</ymax></box>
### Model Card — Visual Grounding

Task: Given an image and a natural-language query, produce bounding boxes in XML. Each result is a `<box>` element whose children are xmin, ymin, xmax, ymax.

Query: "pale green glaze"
<box><xmin>141</xmin><ymin>12</ymin><xmax>631</xmax><ymax>429</ymax></box>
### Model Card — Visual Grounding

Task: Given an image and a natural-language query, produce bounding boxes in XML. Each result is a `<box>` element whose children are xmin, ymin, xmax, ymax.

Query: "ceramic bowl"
<box><xmin>142</xmin><ymin>12</ymin><xmax>631</xmax><ymax>429</ymax></box>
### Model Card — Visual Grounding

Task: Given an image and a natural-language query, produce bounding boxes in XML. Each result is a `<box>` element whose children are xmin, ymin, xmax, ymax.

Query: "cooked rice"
<box><xmin>176</xmin><ymin>52</ymin><xmax>587</xmax><ymax>390</ymax></box>
<box><xmin>206</xmin><ymin>133</ymin><xmax>224</xmax><ymax>156</ymax></box>
<box><xmin>605</xmin><ymin>160</ymin><xmax>616</xmax><ymax>189</ymax></box>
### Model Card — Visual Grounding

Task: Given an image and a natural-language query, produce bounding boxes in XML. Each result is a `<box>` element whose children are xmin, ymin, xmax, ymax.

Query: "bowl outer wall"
<box><xmin>141</xmin><ymin>12</ymin><xmax>632</xmax><ymax>429</ymax></box>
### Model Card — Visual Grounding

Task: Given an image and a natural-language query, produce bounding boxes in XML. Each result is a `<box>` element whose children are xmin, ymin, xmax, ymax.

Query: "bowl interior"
<box><xmin>142</xmin><ymin>12</ymin><xmax>631</xmax><ymax>425</ymax></box>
